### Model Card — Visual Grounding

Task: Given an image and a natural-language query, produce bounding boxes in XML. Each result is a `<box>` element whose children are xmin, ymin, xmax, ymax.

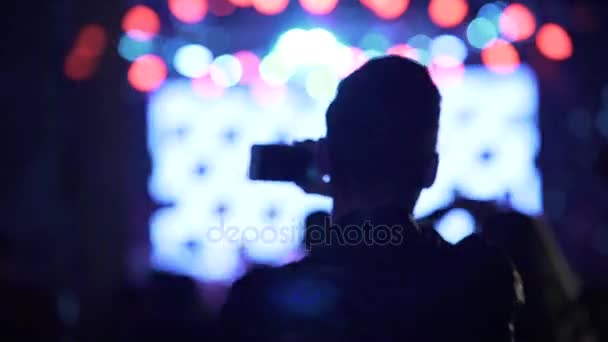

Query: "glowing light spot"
<box><xmin>536</xmin><ymin>23</ymin><xmax>573</xmax><ymax>61</ymax></box>
<box><xmin>259</xmin><ymin>54</ymin><xmax>296</xmax><ymax>85</ymax></box>
<box><xmin>499</xmin><ymin>3</ymin><xmax>536</xmax><ymax>41</ymax></box>
<box><xmin>366</xmin><ymin>0</ymin><xmax>410</xmax><ymax>20</ymax></box>
<box><xmin>407</xmin><ymin>34</ymin><xmax>432</xmax><ymax>65</ymax></box>
<box><xmin>340</xmin><ymin>47</ymin><xmax>368</xmax><ymax>77</ymax></box>
<box><xmin>386</xmin><ymin>44</ymin><xmax>418</xmax><ymax>60</ymax></box>
<box><xmin>478</xmin><ymin>2</ymin><xmax>504</xmax><ymax>26</ymax></box>
<box><xmin>169</xmin><ymin>0</ymin><xmax>208</xmax><ymax>23</ymax></box>
<box><xmin>118</xmin><ymin>34</ymin><xmax>154</xmax><ymax>61</ymax></box>
<box><xmin>252</xmin><ymin>0</ymin><xmax>289</xmax><ymax>15</ymax></box>
<box><xmin>210</xmin><ymin>54</ymin><xmax>243</xmax><ymax>87</ymax></box>
<box><xmin>250</xmin><ymin>79</ymin><xmax>288</xmax><ymax>105</ymax></box>
<box><xmin>466</xmin><ymin>17</ymin><xmax>498</xmax><ymax>49</ymax></box>
<box><xmin>429</xmin><ymin>0</ymin><xmax>469</xmax><ymax>28</ymax></box>
<box><xmin>428</xmin><ymin>57</ymin><xmax>465</xmax><ymax>87</ymax></box>
<box><xmin>210</xmin><ymin>0</ymin><xmax>236</xmax><ymax>16</ymax></box>
<box><xmin>229</xmin><ymin>0</ymin><xmax>252</xmax><ymax>7</ymax></box>
<box><xmin>64</xmin><ymin>51</ymin><xmax>98</xmax><ymax>81</ymax></box>
<box><xmin>435</xmin><ymin>208</ymin><xmax>475</xmax><ymax>244</ymax></box>
<box><xmin>234</xmin><ymin>50</ymin><xmax>260</xmax><ymax>85</ymax></box>
<box><xmin>360</xmin><ymin>32</ymin><xmax>390</xmax><ymax>52</ymax></box>
<box><xmin>430</xmin><ymin>34</ymin><xmax>467</xmax><ymax>67</ymax></box>
<box><xmin>306</xmin><ymin>69</ymin><xmax>339</xmax><ymax>102</ymax></box>
<box><xmin>73</xmin><ymin>24</ymin><xmax>108</xmax><ymax>58</ymax></box>
<box><xmin>192</xmin><ymin>75</ymin><xmax>225</xmax><ymax>98</ymax></box>
<box><xmin>174</xmin><ymin>44</ymin><xmax>213</xmax><ymax>78</ymax></box>
<box><xmin>122</xmin><ymin>5</ymin><xmax>160</xmax><ymax>41</ymax></box>
<box><xmin>299</xmin><ymin>0</ymin><xmax>338</xmax><ymax>15</ymax></box>
<box><xmin>481</xmin><ymin>39</ymin><xmax>520</xmax><ymax>74</ymax></box>
<box><xmin>128</xmin><ymin>55</ymin><xmax>168</xmax><ymax>92</ymax></box>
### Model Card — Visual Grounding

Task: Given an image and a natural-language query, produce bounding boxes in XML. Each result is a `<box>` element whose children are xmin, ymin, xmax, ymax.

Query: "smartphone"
<box><xmin>249</xmin><ymin>144</ymin><xmax>314</xmax><ymax>183</ymax></box>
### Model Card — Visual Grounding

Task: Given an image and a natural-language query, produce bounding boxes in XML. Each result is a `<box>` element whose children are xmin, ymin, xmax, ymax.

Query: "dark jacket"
<box><xmin>220</xmin><ymin>206</ymin><xmax>520</xmax><ymax>342</ymax></box>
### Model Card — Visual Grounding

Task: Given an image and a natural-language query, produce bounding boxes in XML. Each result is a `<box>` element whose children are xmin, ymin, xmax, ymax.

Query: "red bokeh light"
<box><xmin>234</xmin><ymin>50</ymin><xmax>260</xmax><ymax>85</ymax></box>
<box><xmin>386</xmin><ymin>44</ymin><xmax>418</xmax><ymax>60</ymax></box>
<box><xmin>65</xmin><ymin>24</ymin><xmax>108</xmax><ymax>81</ymax></box>
<box><xmin>193</xmin><ymin>75</ymin><xmax>225</xmax><ymax>98</ymax></box>
<box><xmin>169</xmin><ymin>0</ymin><xmax>208</xmax><ymax>23</ymax></box>
<box><xmin>74</xmin><ymin>24</ymin><xmax>108</xmax><ymax>58</ymax></box>
<box><xmin>122</xmin><ymin>5</ymin><xmax>160</xmax><ymax>40</ymax></box>
<box><xmin>499</xmin><ymin>3</ymin><xmax>536</xmax><ymax>41</ymax></box>
<box><xmin>128</xmin><ymin>55</ymin><xmax>168</xmax><ymax>92</ymax></box>
<box><xmin>64</xmin><ymin>51</ymin><xmax>98</xmax><ymax>81</ymax></box>
<box><xmin>209</xmin><ymin>0</ymin><xmax>236</xmax><ymax>16</ymax></box>
<box><xmin>252</xmin><ymin>0</ymin><xmax>289</xmax><ymax>15</ymax></box>
<box><xmin>366</xmin><ymin>0</ymin><xmax>410</xmax><ymax>20</ymax></box>
<box><xmin>536</xmin><ymin>23</ymin><xmax>573</xmax><ymax>61</ymax></box>
<box><xmin>428</xmin><ymin>0</ymin><xmax>468</xmax><ymax>28</ymax></box>
<box><xmin>481</xmin><ymin>39</ymin><xmax>520</xmax><ymax>74</ymax></box>
<box><xmin>229</xmin><ymin>0</ymin><xmax>252</xmax><ymax>7</ymax></box>
<box><xmin>299</xmin><ymin>0</ymin><xmax>338</xmax><ymax>15</ymax></box>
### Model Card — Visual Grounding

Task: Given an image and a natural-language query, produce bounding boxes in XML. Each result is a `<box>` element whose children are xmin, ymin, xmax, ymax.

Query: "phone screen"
<box><xmin>249</xmin><ymin>144</ymin><xmax>313</xmax><ymax>182</ymax></box>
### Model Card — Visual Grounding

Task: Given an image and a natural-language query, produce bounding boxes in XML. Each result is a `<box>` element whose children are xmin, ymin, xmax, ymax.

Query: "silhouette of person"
<box><xmin>219</xmin><ymin>56</ymin><xmax>521</xmax><ymax>342</ymax></box>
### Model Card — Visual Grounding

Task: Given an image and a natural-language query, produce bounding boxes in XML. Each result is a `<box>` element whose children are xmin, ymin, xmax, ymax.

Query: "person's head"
<box><xmin>326</xmin><ymin>56</ymin><xmax>441</xmax><ymax>214</ymax></box>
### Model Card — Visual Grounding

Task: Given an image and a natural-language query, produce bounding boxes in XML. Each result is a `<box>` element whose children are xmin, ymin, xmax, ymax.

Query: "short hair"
<box><xmin>326</xmin><ymin>56</ymin><xmax>441</xmax><ymax>195</ymax></box>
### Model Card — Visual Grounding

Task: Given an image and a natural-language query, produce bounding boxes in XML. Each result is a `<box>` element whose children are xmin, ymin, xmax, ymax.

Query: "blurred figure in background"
<box><xmin>482</xmin><ymin>212</ymin><xmax>596</xmax><ymax>342</ymax></box>
<box><xmin>219</xmin><ymin>56</ymin><xmax>521</xmax><ymax>342</ymax></box>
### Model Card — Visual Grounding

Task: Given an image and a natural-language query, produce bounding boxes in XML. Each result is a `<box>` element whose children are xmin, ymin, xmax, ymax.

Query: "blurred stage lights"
<box><xmin>430</xmin><ymin>34</ymin><xmax>468</xmax><ymax>67</ymax></box>
<box><xmin>477</xmin><ymin>2</ymin><xmax>505</xmax><ymax>26</ymax></box>
<box><xmin>467</xmin><ymin>18</ymin><xmax>498</xmax><ymax>49</ymax></box>
<box><xmin>299</xmin><ymin>0</ymin><xmax>339</xmax><ymax>15</ymax></box>
<box><xmin>499</xmin><ymin>3</ymin><xmax>536</xmax><ymax>42</ymax></box>
<box><xmin>122</xmin><ymin>5</ymin><xmax>160</xmax><ymax>41</ymax></box>
<box><xmin>65</xmin><ymin>24</ymin><xmax>108</xmax><ymax>81</ymax></box>
<box><xmin>481</xmin><ymin>39</ymin><xmax>520</xmax><ymax>74</ymax></box>
<box><xmin>118</xmin><ymin>34</ymin><xmax>154</xmax><ymax>61</ymax></box>
<box><xmin>305</xmin><ymin>68</ymin><xmax>339</xmax><ymax>102</ymax></box>
<box><xmin>360</xmin><ymin>32</ymin><xmax>390</xmax><ymax>52</ymax></box>
<box><xmin>128</xmin><ymin>54</ymin><xmax>168</xmax><ymax>92</ymax></box>
<box><xmin>362</xmin><ymin>0</ymin><xmax>410</xmax><ymax>20</ymax></box>
<box><xmin>234</xmin><ymin>50</ymin><xmax>261</xmax><ymax>85</ymax></box>
<box><xmin>169</xmin><ymin>0</ymin><xmax>208</xmax><ymax>23</ymax></box>
<box><xmin>435</xmin><ymin>208</ymin><xmax>475</xmax><ymax>244</ymax></box>
<box><xmin>174</xmin><ymin>44</ymin><xmax>214</xmax><ymax>78</ymax></box>
<box><xmin>210</xmin><ymin>54</ymin><xmax>244</xmax><ymax>87</ymax></box>
<box><xmin>252</xmin><ymin>0</ymin><xmax>289</xmax><ymax>15</ymax></box>
<box><xmin>429</xmin><ymin>0</ymin><xmax>469</xmax><ymax>28</ymax></box>
<box><xmin>536</xmin><ymin>23</ymin><xmax>573</xmax><ymax>61</ymax></box>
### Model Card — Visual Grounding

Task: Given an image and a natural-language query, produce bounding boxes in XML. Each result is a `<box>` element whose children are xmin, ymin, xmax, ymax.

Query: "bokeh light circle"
<box><xmin>430</xmin><ymin>35</ymin><xmax>468</xmax><ymax>67</ymax></box>
<box><xmin>65</xmin><ymin>51</ymin><xmax>98</xmax><ymax>81</ymax></box>
<box><xmin>234</xmin><ymin>50</ymin><xmax>261</xmax><ymax>84</ymax></box>
<box><xmin>386</xmin><ymin>44</ymin><xmax>418</xmax><ymax>60</ymax></box>
<box><xmin>536</xmin><ymin>23</ymin><xmax>573</xmax><ymax>61</ymax></box>
<box><xmin>499</xmin><ymin>3</ymin><xmax>536</xmax><ymax>41</ymax></box>
<box><xmin>210</xmin><ymin>0</ymin><xmax>236</xmax><ymax>16</ymax></box>
<box><xmin>466</xmin><ymin>17</ymin><xmax>498</xmax><ymax>49</ymax></box>
<box><xmin>429</xmin><ymin>0</ymin><xmax>469</xmax><ymax>28</ymax></box>
<box><xmin>128</xmin><ymin>55</ymin><xmax>168</xmax><ymax>92</ymax></box>
<box><xmin>306</xmin><ymin>69</ymin><xmax>339</xmax><ymax>101</ymax></box>
<box><xmin>478</xmin><ymin>2</ymin><xmax>504</xmax><ymax>25</ymax></box>
<box><xmin>174</xmin><ymin>44</ymin><xmax>214</xmax><ymax>78</ymax></box>
<box><xmin>169</xmin><ymin>0</ymin><xmax>208</xmax><ymax>23</ymax></box>
<box><xmin>74</xmin><ymin>24</ymin><xmax>108</xmax><ymax>58</ymax></box>
<box><xmin>209</xmin><ymin>54</ymin><xmax>244</xmax><ymax>87</ymax></box>
<box><xmin>366</xmin><ymin>0</ymin><xmax>410</xmax><ymax>20</ymax></box>
<box><xmin>481</xmin><ymin>39</ymin><xmax>520</xmax><ymax>74</ymax></box>
<box><xmin>252</xmin><ymin>0</ymin><xmax>289</xmax><ymax>15</ymax></box>
<box><xmin>118</xmin><ymin>34</ymin><xmax>154</xmax><ymax>61</ymax></box>
<box><xmin>299</xmin><ymin>0</ymin><xmax>338</xmax><ymax>15</ymax></box>
<box><xmin>122</xmin><ymin>5</ymin><xmax>160</xmax><ymax>41</ymax></box>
